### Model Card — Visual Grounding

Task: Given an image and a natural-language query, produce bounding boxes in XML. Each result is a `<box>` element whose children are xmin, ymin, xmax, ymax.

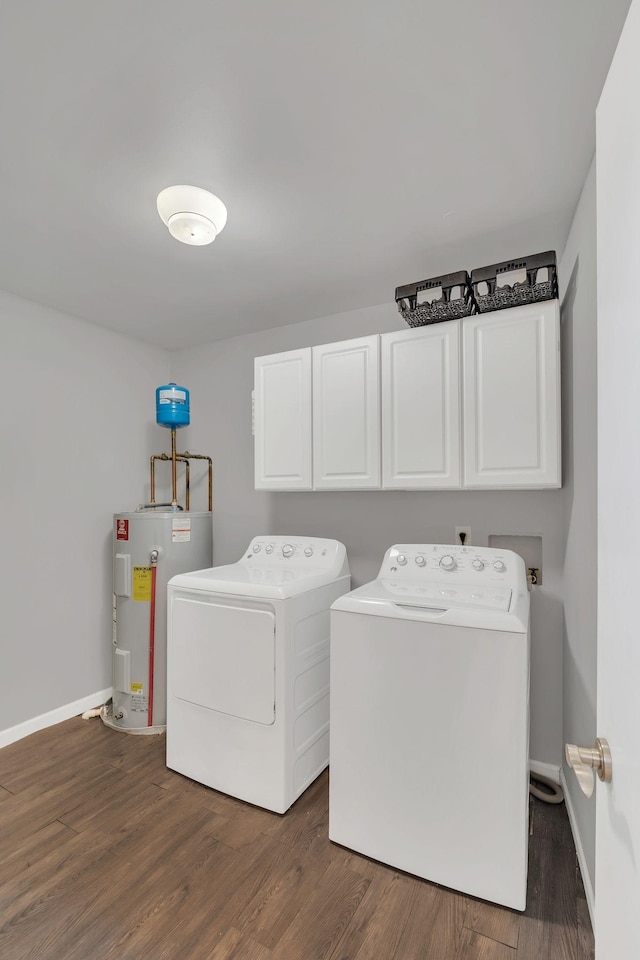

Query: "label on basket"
<box><xmin>416</xmin><ymin>286</ymin><xmax>442</xmax><ymax>305</ymax></box>
<box><xmin>496</xmin><ymin>267</ymin><xmax>527</xmax><ymax>288</ymax></box>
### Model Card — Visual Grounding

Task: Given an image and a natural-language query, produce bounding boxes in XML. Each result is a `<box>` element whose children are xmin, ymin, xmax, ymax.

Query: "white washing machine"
<box><xmin>166</xmin><ymin>536</ymin><xmax>350</xmax><ymax>813</ymax></box>
<box><xmin>329</xmin><ymin>543</ymin><xmax>530</xmax><ymax>910</ymax></box>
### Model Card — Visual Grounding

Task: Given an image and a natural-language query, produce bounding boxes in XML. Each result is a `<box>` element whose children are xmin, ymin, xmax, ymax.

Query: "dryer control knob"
<box><xmin>440</xmin><ymin>555</ymin><xmax>456</xmax><ymax>571</ymax></box>
<box><xmin>396</xmin><ymin>554</ymin><xmax>407</xmax><ymax>565</ymax></box>
<box><xmin>472</xmin><ymin>559</ymin><xmax>485</xmax><ymax>571</ymax></box>
<box><xmin>493</xmin><ymin>560</ymin><xmax>506</xmax><ymax>573</ymax></box>
<box><xmin>253</xmin><ymin>544</ymin><xmax>261</xmax><ymax>553</ymax></box>
<box><xmin>415</xmin><ymin>556</ymin><xmax>426</xmax><ymax>567</ymax></box>
<box><xmin>265</xmin><ymin>545</ymin><xmax>274</xmax><ymax>554</ymax></box>
<box><xmin>282</xmin><ymin>544</ymin><xmax>295</xmax><ymax>558</ymax></box>
<box><xmin>304</xmin><ymin>547</ymin><xmax>313</xmax><ymax>557</ymax></box>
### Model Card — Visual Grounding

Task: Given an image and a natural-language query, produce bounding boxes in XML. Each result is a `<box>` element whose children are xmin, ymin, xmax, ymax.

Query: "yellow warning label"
<box><xmin>132</xmin><ymin>566</ymin><xmax>152</xmax><ymax>602</ymax></box>
<box><xmin>130</xmin><ymin>682</ymin><xmax>144</xmax><ymax>694</ymax></box>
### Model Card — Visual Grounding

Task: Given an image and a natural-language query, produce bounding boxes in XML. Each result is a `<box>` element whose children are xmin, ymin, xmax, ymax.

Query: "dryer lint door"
<box><xmin>171</xmin><ymin>598</ymin><xmax>275</xmax><ymax>724</ymax></box>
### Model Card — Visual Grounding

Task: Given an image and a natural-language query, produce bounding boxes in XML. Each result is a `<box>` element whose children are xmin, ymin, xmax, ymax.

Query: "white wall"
<box><xmin>172</xmin><ymin>303</ymin><xmax>565</xmax><ymax>766</ymax></box>
<box><xmin>0</xmin><ymin>290</ymin><xmax>169</xmax><ymax>738</ymax></box>
<box><xmin>558</xmin><ymin>158</ymin><xmax>598</xmax><ymax>897</ymax></box>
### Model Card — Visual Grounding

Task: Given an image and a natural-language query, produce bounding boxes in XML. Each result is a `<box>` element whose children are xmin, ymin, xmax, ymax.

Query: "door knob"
<box><xmin>565</xmin><ymin>738</ymin><xmax>612</xmax><ymax>798</ymax></box>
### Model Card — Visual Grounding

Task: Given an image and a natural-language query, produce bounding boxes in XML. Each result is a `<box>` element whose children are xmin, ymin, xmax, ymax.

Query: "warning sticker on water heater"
<box><xmin>132</xmin><ymin>566</ymin><xmax>152</xmax><ymax>601</ymax></box>
<box><xmin>116</xmin><ymin>519</ymin><xmax>129</xmax><ymax>541</ymax></box>
<box><xmin>172</xmin><ymin>517</ymin><xmax>191</xmax><ymax>543</ymax></box>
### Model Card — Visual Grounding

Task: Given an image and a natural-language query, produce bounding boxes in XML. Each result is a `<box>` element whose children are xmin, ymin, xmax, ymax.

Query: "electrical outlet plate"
<box><xmin>455</xmin><ymin>526</ymin><xmax>472</xmax><ymax>546</ymax></box>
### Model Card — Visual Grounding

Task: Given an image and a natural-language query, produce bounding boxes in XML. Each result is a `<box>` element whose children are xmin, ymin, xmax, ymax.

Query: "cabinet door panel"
<box><xmin>313</xmin><ymin>336</ymin><xmax>380</xmax><ymax>489</ymax></box>
<box><xmin>254</xmin><ymin>349</ymin><xmax>312</xmax><ymax>490</ymax></box>
<box><xmin>463</xmin><ymin>302</ymin><xmax>560</xmax><ymax>488</ymax></box>
<box><xmin>381</xmin><ymin>323</ymin><xmax>460</xmax><ymax>488</ymax></box>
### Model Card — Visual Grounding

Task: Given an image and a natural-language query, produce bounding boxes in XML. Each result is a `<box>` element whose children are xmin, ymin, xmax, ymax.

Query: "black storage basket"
<box><xmin>395</xmin><ymin>270</ymin><xmax>475</xmax><ymax>327</ymax></box>
<box><xmin>470</xmin><ymin>251</ymin><xmax>558</xmax><ymax>313</ymax></box>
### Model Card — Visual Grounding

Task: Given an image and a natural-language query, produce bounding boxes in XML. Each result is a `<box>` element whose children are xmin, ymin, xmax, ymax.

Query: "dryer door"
<box><xmin>171</xmin><ymin>597</ymin><xmax>275</xmax><ymax>725</ymax></box>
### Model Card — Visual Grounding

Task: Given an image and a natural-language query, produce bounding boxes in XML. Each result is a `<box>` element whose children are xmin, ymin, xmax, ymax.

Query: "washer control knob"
<box><xmin>415</xmin><ymin>555</ymin><xmax>426</xmax><ymax>567</ymax></box>
<box><xmin>396</xmin><ymin>553</ymin><xmax>407</xmax><ymax>565</ymax></box>
<box><xmin>265</xmin><ymin>544</ymin><xmax>274</xmax><ymax>554</ymax></box>
<box><xmin>472</xmin><ymin>559</ymin><xmax>485</xmax><ymax>571</ymax></box>
<box><xmin>440</xmin><ymin>555</ymin><xmax>456</xmax><ymax>571</ymax></box>
<box><xmin>282</xmin><ymin>544</ymin><xmax>295</xmax><ymax>558</ymax></box>
<box><xmin>304</xmin><ymin>547</ymin><xmax>313</xmax><ymax>557</ymax></box>
<box><xmin>493</xmin><ymin>560</ymin><xmax>506</xmax><ymax>573</ymax></box>
<box><xmin>252</xmin><ymin>544</ymin><xmax>261</xmax><ymax>553</ymax></box>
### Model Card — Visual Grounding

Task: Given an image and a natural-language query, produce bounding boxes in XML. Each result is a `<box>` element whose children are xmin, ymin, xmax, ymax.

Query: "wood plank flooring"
<box><xmin>0</xmin><ymin>717</ymin><xmax>594</xmax><ymax>960</ymax></box>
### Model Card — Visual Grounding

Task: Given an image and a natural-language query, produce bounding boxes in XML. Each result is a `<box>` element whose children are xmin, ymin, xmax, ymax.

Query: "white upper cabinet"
<box><xmin>462</xmin><ymin>301</ymin><xmax>561</xmax><ymax>488</ymax></box>
<box><xmin>254</xmin><ymin>348</ymin><xmax>312</xmax><ymax>490</ymax></box>
<box><xmin>312</xmin><ymin>335</ymin><xmax>380</xmax><ymax>489</ymax></box>
<box><xmin>253</xmin><ymin>301</ymin><xmax>561</xmax><ymax>491</ymax></box>
<box><xmin>381</xmin><ymin>323</ymin><xmax>461</xmax><ymax>489</ymax></box>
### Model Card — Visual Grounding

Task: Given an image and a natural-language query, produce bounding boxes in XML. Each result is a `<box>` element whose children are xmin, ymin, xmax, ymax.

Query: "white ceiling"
<box><xmin>0</xmin><ymin>1</ymin><xmax>630</xmax><ymax>350</ymax></box>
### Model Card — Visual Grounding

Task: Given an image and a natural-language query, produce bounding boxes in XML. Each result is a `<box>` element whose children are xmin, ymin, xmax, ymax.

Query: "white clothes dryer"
<box><xmin>329</xmin><ymin>543</ymin><xmax>530</xmax><ymax>910</ymax></box>
<box><xmin>166</xmin><ymin>536</ymin><xmax>350</xmax><ymax>813</ymax></box>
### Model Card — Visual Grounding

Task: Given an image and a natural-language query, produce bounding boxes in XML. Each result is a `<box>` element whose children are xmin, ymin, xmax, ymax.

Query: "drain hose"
<box><xmin>530</xmin><ymin>771</ymin><xmax>564</xmax><ymax>804</ymax></box>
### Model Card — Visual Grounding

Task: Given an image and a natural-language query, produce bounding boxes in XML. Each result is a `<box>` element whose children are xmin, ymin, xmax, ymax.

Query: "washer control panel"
<box><xmin>379</xmin><ymin>544</ymin><xmax>522</xmax><ymax>588</ymax></box>
<box><xmin>244</xmin><ymin>536</ymin><xmax>346</xmax><ymax>571</ymax></box>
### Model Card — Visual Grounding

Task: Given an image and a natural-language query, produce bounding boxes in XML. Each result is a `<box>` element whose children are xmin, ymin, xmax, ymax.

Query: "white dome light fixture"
<box><xmin>157</xmin><ymin>185</ymin><xmax>228</xmax><ymax>246</ymax></box>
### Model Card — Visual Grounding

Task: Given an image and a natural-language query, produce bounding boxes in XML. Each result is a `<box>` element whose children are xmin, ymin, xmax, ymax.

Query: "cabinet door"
<box><xmin>463</xmin><ymin>301</ymin><xmax>561</xmax><ymax>488</ymax></box>
<box><xmin>254</xmin><ymin>348</ymin><xmax>312</xmax><ymax>490</ymax></box>
<box><xmin>381</xmin><ymin>323</ymin><xmax>460</xmax><ymax>489</ymax></box>
<box><xmin>312</xmin><ymin>335</ymin><xmax>380</xmax><ymax>489</ymax></box>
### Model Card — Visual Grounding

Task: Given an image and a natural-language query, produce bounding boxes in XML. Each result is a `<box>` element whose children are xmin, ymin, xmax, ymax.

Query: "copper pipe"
<box><xmin>171</xmin><ymin>428</ymin><xmax>177</xmax><ymax>506</ymax></box>
<box><xmin>171</xmin><ymin>456</ymin><xmax>190</xmax><ymax>511</ymax></box>
<box><xmin>181</xmin><ymin>457</ymin><xmax>190</xmax><ymax>511</ymax></box>
<box><xmin>150</xmin><ymin>454</ymin><xmax>170</xmax><ymax>508</ymax></box>
<box><xmin>179</xmin><ymin>452</ymin><xmax>213</xmax><ymax>512</ymax></box>
<box><xmin>149</xmin><ymin>454</ymin><xmax>190</xmax><ymax>510</ymax></box>
<box><xmin>149</xmin><ymin>456</ymin><xmax>156</xmax><ymax>504</ymax></box>
<box><xmin>148</xmin><ymin>450</ymin><xmax>211</xmax><ymax>513</ymax></box>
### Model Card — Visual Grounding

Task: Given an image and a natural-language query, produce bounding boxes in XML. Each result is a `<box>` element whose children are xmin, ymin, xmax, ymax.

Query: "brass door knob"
<box><xmin>565</xmin><ymin>738</ymin><xmax>612</xmax><ymax>798</ymax></box>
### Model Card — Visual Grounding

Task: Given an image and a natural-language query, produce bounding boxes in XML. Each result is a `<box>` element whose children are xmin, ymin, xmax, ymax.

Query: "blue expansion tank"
<box><xmin>156</xmin><ymin>383</ymin><xmax>190</xmax><ymax>428</ymax></box>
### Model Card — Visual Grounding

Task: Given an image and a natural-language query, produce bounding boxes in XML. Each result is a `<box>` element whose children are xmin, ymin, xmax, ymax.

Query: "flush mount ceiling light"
<box><xmin>157</xmin><ymin>185</ymin><xmax>228</xmax><ymax>246</ymax></box>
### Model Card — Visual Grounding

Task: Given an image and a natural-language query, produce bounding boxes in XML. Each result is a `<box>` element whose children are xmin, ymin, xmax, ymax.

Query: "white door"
<box><xmin>594</xmin><ymin>2</ymin><xmax>640</xmax><ymax>955</ymax></box>
<box><xmin>462</xmin><ymin>302</ymin><xmax>561</xmax><ymax>489</ymax></box>
<box><xmin>254</xmin><ymin>348</ymin><xmax>312</xmax><ymax>490</ymax></box>
<box><xmin>381</xmin><ymin>323</ymin><xmax>461</xmax><ymax>489</ymax></box>
<box><xmin>312</xmin><ymin>335</ymin><xmax>380</xmax><ymax>489</ymax></box>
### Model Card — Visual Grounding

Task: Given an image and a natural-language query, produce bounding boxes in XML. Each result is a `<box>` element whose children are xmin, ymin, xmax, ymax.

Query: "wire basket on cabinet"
<box><xmin>470</xmin><ymin>251</ymin><xmax>558</xmax><ymax>313</ymax></box>
<box><xmin>395</xmin><ymin>270</ymin><xmax>475</xmax><ymax>327</ymax></box>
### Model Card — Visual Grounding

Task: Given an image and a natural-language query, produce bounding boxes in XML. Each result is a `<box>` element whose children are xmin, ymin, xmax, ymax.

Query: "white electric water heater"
<box><xmin>104</xmin><ymin>382</ymin><xmax>213</xmax><ymax>734</ymax></box>
<box><xmin>108</xmin><ymin>509</ymin><xmax>212</xmax><ymax>733</ymax></box>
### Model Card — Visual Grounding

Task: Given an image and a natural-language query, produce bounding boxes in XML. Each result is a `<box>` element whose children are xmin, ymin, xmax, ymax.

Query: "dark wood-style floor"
<box><xmin>0</xmin><ymin>717</ymin><xmax>593</xmax><ymax>960</ymax></box>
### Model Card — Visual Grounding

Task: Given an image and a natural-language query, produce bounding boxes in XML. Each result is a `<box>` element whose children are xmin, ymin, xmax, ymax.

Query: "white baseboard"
<box><xmin>560</xmin><ymin>768</ymin><xmax>595</xmax><ymax>932</ymax></box>
<box><xmin>529</xmin><ymin>759</ymin><xmax>561</xmax><ymax>784</ymax></box>
<box><xmin>0</xmin><ymin>688</ymin><xmax>113</xmax><ymax>749</ymax></box>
